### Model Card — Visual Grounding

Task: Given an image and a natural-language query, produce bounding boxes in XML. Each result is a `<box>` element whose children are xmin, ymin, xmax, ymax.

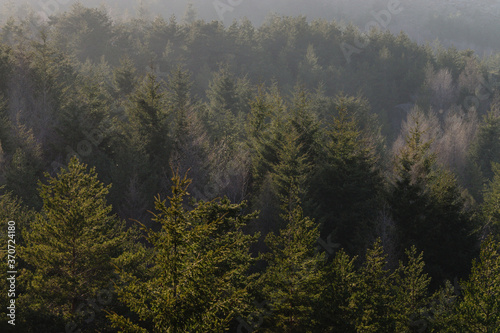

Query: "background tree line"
<box><xmin>0</xmin><ymin>3</ymin><xmax>500</xmax><ymax>332</ymax></box>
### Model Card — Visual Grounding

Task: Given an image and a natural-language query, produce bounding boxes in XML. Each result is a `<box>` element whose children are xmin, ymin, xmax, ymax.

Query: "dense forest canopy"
<box><xmin>0</xmin><ymin>1</ymin><xmax>500</xmax><ymax>332</ymax></box>
<box><xmin>2</xmin><ymin>0</ymin><xmax>500</xmax><ymax>54</ymax></box>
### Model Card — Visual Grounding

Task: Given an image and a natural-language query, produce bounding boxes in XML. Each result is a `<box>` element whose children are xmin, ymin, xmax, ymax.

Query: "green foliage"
<box><xmin>350</xmin><ymin>239</ymin><xmax>394</xmax><ymax>333</ymax></box>
<box><xmin>259</xmin><ymin>203</ymin><xmax>325</xmax><ymax>333</ymax></box>
<box><xmin>204</xmin><ymin>66</ymin><xmax>249</xmax><ymax>145</ymax></box>
<box><xmin>469</xmin><ymin>105</ymin><xmax>500</xmax><ymax>189</ymax></box>
<box><xmin>390</xmin><ymin>111</ymin><xmax>477</xmax><ymax>285</ymax></box>
<box><xmin>50</xmin><ymin>3</ymin><xmax>113</xmax><ymax>62</ymax></box>
<box><xmin>110</xmin><ymin>172</ymin><xmax>259</xmax><ymax>332</ymax></box>
<box><xmin>122</xmin><ymin>72</ymin><xmax>172</xmax><ymax>202</ymax></box>
<box><xmin>0</xmin><ymin>6</ymin><xmax>497</xmax><ymax>331</ymax></box>
<box><xmin>392</xmin><ymin>246</ymin><xmax>431</xmax><ymax>332</ymax></box>
<box><xmin>309</xmin><ymin>99</ymin><xmax>383</xmax><ymax>256</ymax></box>
<box><xmin>4</xmin><ymin>123</ymin><xmax>44</xmax><ymax>209</ymax></box>
<box><xmin>457</xmin><ymin>236</ymin><xmax>500</xmax><ymax>331</ymax></box>
<box><xmin>0</xmin><ymin>189</ymin><xmax>35</xmax><ymax>332</ymax></box>
<box><xmin>19</xmin><ymin>157</ymin><xmax>126</xmax><ymax>331</ymax></box>
<box><xmin>483</xmin><ymin>163</ymin><xmax>500</xmax><ymax>235</ymax></box>
<box><xmin>113</xmin><ymin>56</ymin><xmax>137</xmax><ymax>97</ymax></box>
<box><xmin>316</xmin><ymin>249</ymin><xmax>358</xmax><ymax>332</ymax></box>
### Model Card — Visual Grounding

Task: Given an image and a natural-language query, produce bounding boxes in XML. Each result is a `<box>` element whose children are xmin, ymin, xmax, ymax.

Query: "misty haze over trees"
<box><xmin>2</xmin><ymin>0</ymin><xmax>500</xmax><ymax>54</ymax></box>
<box><xmin>0</xmin><ymin>0</ymin><xmax>500</xmax><ymax>332</ymax></box>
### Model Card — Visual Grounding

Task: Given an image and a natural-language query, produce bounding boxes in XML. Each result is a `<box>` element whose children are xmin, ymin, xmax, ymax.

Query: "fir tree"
<box><xmin>109</xmin><ymin>172</ymin><xmax>259</xmax><ymax>332</ymax></box>
<box><xmin>316</xmin><ymin>249</ymin><xmax>358</xmax><ymax>333</ymax></box>
<box><xmin>392</xmin><ymin>246</ymin><xmax>431</xmax><ymax>332</ymax></box>
<box><xmin>309</xmin><ymin>102</ymin><xmax>383</xmax><ymax>256</ymax></box>
<box><xmin>350</xmin><ymin>239</ymin><xmax>394</xmax><ymax>333</ymax></box>
<box><xmin>457</xmin><ymin>236</ymin><xmax>500</xmax><ymax>331</ymax></box>
<box><xmin>124</xmin><ymin>72</ymin><xmax>172</xmax><ymax>200</ymax></box>
<box><xmin>469</xmin><ymin>104</ymin><xmax>500</xmax><ymax>189</ymax></box>
<box><xmin>259</xmin><ymin>203</ymin><xmax>325</xmax><ymax>333</ymax></box>
<box><xmin>113</xmin><ymin>56</ymin><xmax>137</xmax><ymax>97</ymax></box>
<box><xmin>4</xmin><ymin>122</ymin><xmax>44</xmax><ymax>209</ymax></box>
<box><xmin>19</xmin><ymin>157</ymin><xmax>127</xmax><ymax>331</ymax></box>
<box><xmin>390</xmin><ymin>111</ymin><xmax>477</xmax><ymax>286</ymax></box>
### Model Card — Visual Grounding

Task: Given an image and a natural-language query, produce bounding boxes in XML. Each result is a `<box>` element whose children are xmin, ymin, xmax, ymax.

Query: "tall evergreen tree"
<box><xmin>124</xmin><ymin>72</ymin><xmax>172</xmax><ymax>199</ymax></box>
<box><xmin>482</xmin><ymin>162</ymin><xmax>500</xmax><ymax>236</ymax></box>
<box><xmin>457</xmin><ymin>236</ymin><xmax>500</xmax><ymax>331</ymax></box>
<box><xmin>316</xmin><ymin>249</ymin><xmax>358</xmax><ymax>333</ymax></box>
<box><xmin>392</xmin><ymin>246</ymin><xmax>431</xmax><ymax>332</ymax></box>
<box><xmin>390</xmin><ymin>111</ymin><xmax>477</xmax><ymax>286</ymax></box>
<box><xmin>469</xmin><ymin>104</ymin><xmax>500</xmax><ymax>199</ymax></box>
<box><xmin>350</xmin><ymin>239</ymin><xmax>394</xmax><ymax>333</ymax></box>
<box><xmin>109</xmin><ymin>173</ymin><xmax>259</xmax><ymax>332</ymax></box>
<box><xmin>19</xmin><ymin>157</ymin><xmax>127</xmax><ymax>331</ymax></box>
<box><xmin>4</xmin><ymin>122</ymin><xmax>44</xmax><ymax>209</ymax></box>
<box><xmin>259</xmin><ymin>197</ymin><xmax>325</xmax><ymax>332</ymax></box>
<box><xmin>308</xmin><ymin>102</ymin><xmax>383</xmax><ymax>256</ymax></box>
<box><xmin>113</xmin><ymin>56</ymin><xmax>137</xmax><ymax>97</ymax></box>
<box><xmin>204</xmin><ymin>66</ymin><xmax>249</xmax><ymax>145</ymax></box>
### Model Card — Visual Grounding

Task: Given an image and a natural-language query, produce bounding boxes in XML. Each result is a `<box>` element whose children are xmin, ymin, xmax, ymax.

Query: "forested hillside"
<box><xmin>1</xmin><ymin>3</ymin><xmax>500</xmax><ymax>332</ymax></box>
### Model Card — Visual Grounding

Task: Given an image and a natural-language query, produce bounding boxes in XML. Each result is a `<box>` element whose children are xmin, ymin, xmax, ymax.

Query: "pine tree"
<box><xmin>0</xmin><ymin>43</ymin><xmax>12</xmax><ymax>97</ymax></box>
<box><xmin>309</xmin><ymin>102</ymin><xmax>383</xmax><ymax>256</ymax></box>
<box><xmin>392</xmin><ymin>246</ymin><xmax>431</xmax><ymax>332</ymax></box>
<box><xmin>166</xmin><ymin>66</ymin><xmax>193</xmax><ymax>144</ymax></box>
<box><xmin>113</xmin><ymin>56</ymin><xmax>137</xmax><ymax>97</ymax></box>
<box><xmin>457</xmin><ymin>236</ymin><xmax>500</xmax><ymax>331</ymax></box>
<box><xmin>204</xmin><ymin>66</ymin><xmax>248</xmax><ymax>145</ymax></box>
<box><xmin>125</xmin><ymin>72</ymin><xmax>172</xmax><ymax>199</ymax></box>
<box><xmin>19</xmin><ymin>157</ymin><xmax>127</xmax><ymax>330</ymax></box>
<box><xmin>109</xmin><ymin>172</ymin><xmax>259</xmax><ymax>332</ymax></box>
<box><xmin>316</xmin><ymin>249</ymin><xmax>358</xmax><ymax>333</ymax></box>
<box><xmin>4</xmin><ymin>122</ymin><xmax>44</xmax><ymax>209</ymax></box>
<box><xmin>259</xmin><ymin>202</ymin><xmax>325</xmax><ymax>333</ymax></box>
<box><xmin>350</xmin><ymin>239</ymin><xmax>394</xmax><ymax>333</ymax></box>
<box><xmin>482</xmin><ymin>162</ymin><xmax>500</xmax><ymax>236</ymax></box>
<box><xmin>390</xmin><ymin>110</ymin><xmax>477</xmax><ymax>286</ymax></box>
<box><xmin>246</xmin><ymin>86</ymin><xmax>285</xmax><ymax>194</ymax></box>
<box><xmin>469</xmin><ymin>104</ymin><xmax>500</xmax><ymax>187</ymax></box>
<box><xmin>270</xmin><ymin>126</ymin><xmax>311</xmax><ymax>218</ymax></box>
<box><xmin>427</xmin><ymin>280</ymin><xmax>461</xmax><ymax>332</ymax></box>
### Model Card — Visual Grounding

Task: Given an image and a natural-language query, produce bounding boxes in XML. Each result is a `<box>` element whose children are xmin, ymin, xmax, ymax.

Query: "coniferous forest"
<box><xmin>1</xmin><ymin>2</ymin><xmax>500</xmax><ymax>332</ymax></box>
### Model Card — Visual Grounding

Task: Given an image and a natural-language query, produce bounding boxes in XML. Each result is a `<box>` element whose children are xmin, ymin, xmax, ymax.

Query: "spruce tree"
<box><xmin>482</xmin><ymin>162</ymin><xmax>500</xmax><ymax>236</ymax></box>
<box><xmin>390</xmin><ymin>111</ymin><xmax>477</xmax><ymax>286</ymax></box>
<box><xmin>392</xmin><ymin>246</ymin><xmax>431</xmax><ymax>332</ymax></box>
<box><xmin>4</xmin><ymin>122</ymin><xmax>44</xmax><ymax>209</ymax></box>
<box><xmin>457</xmin><ymin>236</ymin><xmax>500</xmax><ymax>331</ymax></box>
<box><xmin>468</xmin><ymin>103</ymin><xmax>500</xmax><ymax>192</ymax></box>
<box><xmin>113</xmin><ymin>56</ymin><xmax>137</xmax><ymax>97</ymax></box>
<box><xmin>19</xmin><ymin>157</ymin><xmax>127</xmax><ymax>331</ymax></box>
<box><xmin>124</xmin><ymin>72</ymin><xmax>172</xmax><ymax>200</ymax></box>
<box><xmin>316</xmin><ymin>249</ymin><xmax>358</xmax><ymax>333</ymax></box>
<box><xmin>109</xmin><ymin>173</ymin><xmax>259</xmax><ymax>332</ymax></box>
<box><xmin>258</xmin><ymin>131</ymin><xmax>324</xmax><ymax>332</ymax></box>
<box><xmin>309</xmin><ymin>102</ymin><xmax>383</xmax><ymax>256</ymax></box>
<box><xmin>350</xmin><ymin>239</ymin><xmax>394</xmax><ymax>333</ymax></box>
<box><xmin>259</xmin><ymin>202</ymin><xmax>325</xmax><ymax>333</ymax></box>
